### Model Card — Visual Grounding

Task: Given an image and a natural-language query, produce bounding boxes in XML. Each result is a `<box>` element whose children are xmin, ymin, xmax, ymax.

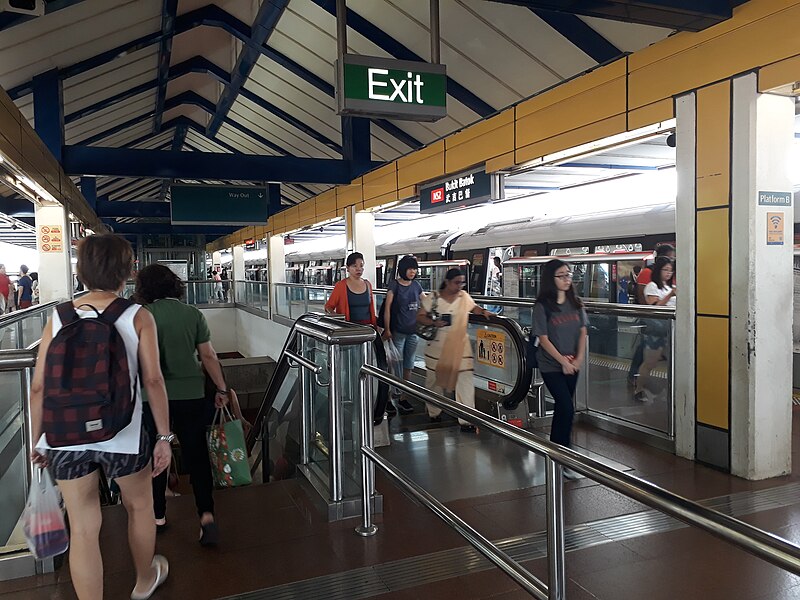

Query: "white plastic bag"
<box><xmin>384</xmin><ymin>339</ymin><xmax>403</xmax><ymax>399</ymax></box>
<box><xmin>23</xmin><ymin>466</ymin><xmax>69</xmax><ymax>559</ymax></box>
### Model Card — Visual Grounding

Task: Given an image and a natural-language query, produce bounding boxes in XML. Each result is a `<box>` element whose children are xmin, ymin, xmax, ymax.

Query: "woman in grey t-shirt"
<box><xmin>533</xmin><ymin>259</ymin><xmax>588</xmax><ymax>479</ymax></box>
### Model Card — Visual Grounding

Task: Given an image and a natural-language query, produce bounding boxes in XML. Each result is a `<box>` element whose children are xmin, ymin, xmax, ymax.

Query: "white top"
<box><xmin>420</xmin><ymin>291</ymin><xmax>475</xmax><ymax>370</ymax></box>
<box><xmin>644</xmin><ymin>282</ymin><xmax>676</xmax><ymax>307</ymax></box>
<box><xmin>36</xmin><ymin>303</ymin><xmax>143</xmax><ymax>454</ymax></box>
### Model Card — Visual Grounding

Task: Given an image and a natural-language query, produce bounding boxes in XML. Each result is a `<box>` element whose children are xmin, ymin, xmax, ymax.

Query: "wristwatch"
<box><xmin>156</xmin><ymin>433</ymin><xmax>176</xmax><ymax>444</ymax></box>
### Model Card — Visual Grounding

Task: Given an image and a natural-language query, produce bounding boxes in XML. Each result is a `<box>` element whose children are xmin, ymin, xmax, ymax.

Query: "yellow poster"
<box><xmin>477</xmin><ymin>330</ymin><xmax>506</xmax><ymax>368</ymax></box>
<box><xmin>767</xmin><ymin>212</ymin><xmax>784</xmax><ymax>246</ymax></box>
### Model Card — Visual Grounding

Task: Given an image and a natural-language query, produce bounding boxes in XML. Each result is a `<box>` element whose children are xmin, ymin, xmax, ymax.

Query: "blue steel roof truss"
<box><xmin>152</xmin><ymin>0</ymin><xmax>179</xmax><ymax>135</ymax></box>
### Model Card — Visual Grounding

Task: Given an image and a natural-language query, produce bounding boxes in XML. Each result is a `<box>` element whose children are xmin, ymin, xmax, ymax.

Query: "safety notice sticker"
<box><xmin>477</xmin><ymin>330</ymin><xmax>506</xmax><ymax>368</ymax></box>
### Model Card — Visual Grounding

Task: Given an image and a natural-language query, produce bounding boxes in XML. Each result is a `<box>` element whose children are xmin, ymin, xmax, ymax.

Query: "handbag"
<box><xmin>23</xmin><ymin>466</ymin><xmax>69</xmax><ymax>559</ymax></box>
<box><xmin>416</xmin><ymin>292</ymin><xmax>439</xmax><ymax>341</ymax></box>
<box><xmin>207</xmin><ymin>406</ymin><xmax>252</xmax><ymax>488</ymax></box>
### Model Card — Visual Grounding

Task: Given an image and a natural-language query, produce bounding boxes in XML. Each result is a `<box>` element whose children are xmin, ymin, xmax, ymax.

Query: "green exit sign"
<box><xmin>337</xmin><ymin>54</ymin><xmax>447</xmax><ymax>122</ymax></box>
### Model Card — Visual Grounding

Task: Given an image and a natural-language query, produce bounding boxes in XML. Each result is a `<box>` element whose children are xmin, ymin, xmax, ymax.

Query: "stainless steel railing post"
<box><xmin>545</xmin><ymin>457</ymin><xmax>566</xmax><ymax>600</ymax></box>
<box><xmin>329</xmin><ymin>345</ymin><xmax>343</xmax><ymax>502</ymax></box>
<box><xmin>15</xmin><ymin>320</ymin><xmax>23</xmax><ymax>349</ymax></box>
<box><xmin>300</xmin><ymin>335</ymin><xmax>311</xmax><ymax>466</ymax></box>
<box><xmin>356</xmin><ymin>351</ymin><xmax>378</xmax><ymax>537</ymax></box>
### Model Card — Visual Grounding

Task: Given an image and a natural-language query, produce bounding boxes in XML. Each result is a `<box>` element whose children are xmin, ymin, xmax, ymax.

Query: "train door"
<box><xmin>469</xmin><ymin>249</ymin><xmax>488</xmax><ymax>295</ymax></box>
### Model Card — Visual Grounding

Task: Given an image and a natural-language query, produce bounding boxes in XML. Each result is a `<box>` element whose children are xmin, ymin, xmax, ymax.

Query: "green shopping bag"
<box><xmin>207</xmin><ymin>406</ymin><xmax>252</xmax><ymax>488</ymax></box>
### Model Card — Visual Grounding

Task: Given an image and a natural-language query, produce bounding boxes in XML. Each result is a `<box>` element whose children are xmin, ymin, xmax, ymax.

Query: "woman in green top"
<box><xmin>135</xmin><ymin>264</ymin><xmax>229</xmax><ymax>546</ymax></box>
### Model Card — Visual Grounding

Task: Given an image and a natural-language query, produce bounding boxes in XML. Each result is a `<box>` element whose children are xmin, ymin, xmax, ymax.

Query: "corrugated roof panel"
<box><xmin>216</xmin><ymin>123</ymin><xmax>281</xmax><ymax>156</ymax></box>
<box><xmin>231</xmin><ymin>96</ymin><xmax>339</xmax><ymax>159</ymax></box>
<box><xmin>68</xmin><ymin>95</ymin><xmax>156</xmax><ymax>144</ymax></box>
<box><xmin>579</xmin><ymin>16</ymin><xmax>671</xmax><ymax>53</ymax></box>
<box><xmin>103</xmin><ymin>122</ymin><xmax>156</xmax><ymax>149</ymax></box>
<box><xmin>64</xmin><ymin>49</ymin><xmax>159</xmax><ymax>114</ymax></box>
<box><xmin>166</xmin><ymin>72</ymin><xmax>221</xmax><ymax>105</ymax></box>
<box><xmin>185</xmin><ymin>130</ymin><xmax>233</xmax><ymax>154</ymax></box>
<box><xmin>0</xmin><ymin>0</ymin><xmax>161</xmax><ymax>89</ymax></box>
<box><xmin>66</xmin><ymin>90</ymin><xmax>157</xmax><ymax>139</ymax></box>
<box><xmin>169</xmin><ymin>26</ymin><xmax>236</xmax><ymax>79</ymax></box>
<box><xmin>459</xmin><ymin>0</ymin><xmax>596</xmax><ymax>80</ymax></box>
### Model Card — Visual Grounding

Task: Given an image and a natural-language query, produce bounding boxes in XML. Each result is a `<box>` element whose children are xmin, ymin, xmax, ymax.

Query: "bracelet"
<box><xmin>216</xmin><ymin>389</ymin><xmax>230</xmax><ymax>395</ymax></box>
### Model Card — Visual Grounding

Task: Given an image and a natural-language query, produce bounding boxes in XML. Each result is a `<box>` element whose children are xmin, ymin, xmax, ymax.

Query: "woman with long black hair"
<box><xmin>533</xmin><ymin>259</ymin><xmax>588</xmax><ymax>478</ymax></box>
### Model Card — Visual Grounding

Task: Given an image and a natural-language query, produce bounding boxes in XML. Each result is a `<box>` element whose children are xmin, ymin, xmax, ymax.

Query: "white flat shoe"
<box><xmin>131</xmin><ymin>554</ymin><xmax>169</xmax><ymax>600</ymax></box>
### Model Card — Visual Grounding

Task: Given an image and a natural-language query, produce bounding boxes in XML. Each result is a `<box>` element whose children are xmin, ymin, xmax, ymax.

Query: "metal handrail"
<box><xmin>470</xmin><ymin>294</ymin><xmax>675</xmax><ymax>318</ymax></box>
<box><xmin>0</xmin><ymin>300</ymin><xmax>59</xmax><ymax>327</ymax></box>
<box><xmin>273</xmin><ymin>283</ymin><xmax>675</xmax><ymax>319</ymax></box>
<box><xmin>357</xmin><ymin>365</ymin><xmax>800</xmax><ymax>600</ymax></box>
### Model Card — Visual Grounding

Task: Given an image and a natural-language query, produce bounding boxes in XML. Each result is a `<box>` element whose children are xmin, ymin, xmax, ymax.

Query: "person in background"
<box><xmin>417</xmin><ymin>268</ymin><xmax>492</xmax><ymax>432</ymax></box>
<box><xmin>628</xmin><ymin>245</ymin><xmax>675</xmax><ymax>385</ymax></box>
<box><xmin>134</xmin><ymin>264</ymin><xmax>229</xmax><ymax>546</ymax></box>
<box><xmin>325</xmin><ymin>252</ymin><xmax>377</xmax><ymax>326</ymax></box>
<box><xmin>29</xmin><ymin>235</ymin><xmax>173</xmax><ymax>600</ymax></box>
<box><xmin>533</xmin><ymin>259</ymin><xmax>588</xmax><ymax>479</ymax></box>
<box><xmin>30</xmin><ymin>271</ymin><xmax>39</xmax><ymax>304</ymax></box>
<box><xmin>635</xmin><ymin>244</ymin><xmax>675</xmax><ymax>304</ymax></box>
<box><xmin>220</xmin><ymin>267</ymin><xmax>231</xmax><ymax>302</ymax></box>
<box><xmin>381</xmin><ymin>255</ymin><xmax>423</xmax><ymax>415</ymax></box>
<box><xmin>634</xmin><ymin>256</ymin><xmax>676</xmax><ymax>402</ymax></box>
<box><xmin>0</xmin><ymin>264</ymin><xmax>11</xmax><ymax>314</ymax></box>
<box><xmin>16</xmin><ymin>264</ymin><xmax>33</xmax><ymax>309</ymax></box>
<box><xmin>490</xmin><ymin>256</ymin><xmax>503</xmax><ymax>296</ymax></box>
<box><xmin>212</xmin><ymin>268</ymin><xmax>224</xmax><ymax>302</ymax></box>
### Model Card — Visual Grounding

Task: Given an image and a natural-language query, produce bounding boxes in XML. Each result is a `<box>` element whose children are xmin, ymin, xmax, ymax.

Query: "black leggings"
<box><xmin>541</xmin><ymin>371</ymin><xmax>579</xmax><ymax>447</ymax></box>
<box><xmin>145</xmin><ymin>398</ymin><xmax>215</xmax><ymax>519</ymax></box>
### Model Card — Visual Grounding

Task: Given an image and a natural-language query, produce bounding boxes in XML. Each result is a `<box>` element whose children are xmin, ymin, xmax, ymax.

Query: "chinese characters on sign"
<box><xmin>38</xmin><ymin>225</ymin><xmax>63</xmax><ymax>253</ymax></box>
<box><xmin>419</xmin><ymin>168</ymin><xmax>502</xmax><ymax>215</ymax></box>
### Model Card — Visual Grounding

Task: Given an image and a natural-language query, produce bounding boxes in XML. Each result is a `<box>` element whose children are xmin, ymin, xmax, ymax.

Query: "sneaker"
<box><xmin>396</xmin><ymin>398</ymin><xmax>414</xmax><ymax>415</ymax></box>
<box><xmin>563</xmin><ymin>467</ymin><xmax>582</xmax><ymax>480</ymax></box>
<box><xmin>459</xmin><ymin>424</ymin><xmax>477</xmax><ymax>433</ymax></box>
<box><xmin>634</xmin><ymin>390</ymin><xmax>651</xmax><ymax>403</ymax></box>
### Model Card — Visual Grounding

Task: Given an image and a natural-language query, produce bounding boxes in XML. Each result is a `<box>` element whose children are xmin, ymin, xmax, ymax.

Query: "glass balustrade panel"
<box><xmin>0</xmin><ymin>370</ymin><xmax>28</xmax><ymax>557</ymax></box>
<box><xmin>584</xmin><ymin>312</ymin><xmax>672</xmax><ymax>434</ymax></box>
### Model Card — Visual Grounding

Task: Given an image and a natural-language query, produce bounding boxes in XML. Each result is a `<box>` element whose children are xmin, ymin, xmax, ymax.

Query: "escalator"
<box><xmin>248</xmin><ymin>311</ymin><xmax>534</xmax><ymax>495</ymax></box>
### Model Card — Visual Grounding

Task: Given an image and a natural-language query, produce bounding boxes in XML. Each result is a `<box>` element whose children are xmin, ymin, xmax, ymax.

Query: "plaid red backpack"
<box><xmin>42</xmin><ymin>298</ymin><xmax>136</xmax><ymax>447</ymax></box>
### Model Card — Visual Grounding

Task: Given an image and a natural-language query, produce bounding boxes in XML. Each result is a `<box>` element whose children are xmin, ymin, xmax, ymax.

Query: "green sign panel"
<box><xmin>170</xmin><ymin>184</ymin><xmax>269</xmax><ymax>226</ymax></box>
<box><xmin>337</xmin><ymin>54</ymin><xmax>447</xmax><ymax>121</ymax></box>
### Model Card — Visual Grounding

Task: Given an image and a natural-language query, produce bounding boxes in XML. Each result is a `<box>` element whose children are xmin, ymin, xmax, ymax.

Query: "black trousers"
<box><xmin>145</xmin><ymin>398</ymin><xmax>215</xmax><ymax>519</ymax></box>
<box><xmin>541</xmin><ymin>371</ymin><xmax>579</xmax><ymax>447</ymax></box>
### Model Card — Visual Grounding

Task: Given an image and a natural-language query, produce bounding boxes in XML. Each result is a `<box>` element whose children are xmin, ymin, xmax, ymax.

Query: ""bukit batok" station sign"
<box><xmin>337</xmin><ymin>54</ymin><xmax>447</xmax><ymax>121</ymax></box>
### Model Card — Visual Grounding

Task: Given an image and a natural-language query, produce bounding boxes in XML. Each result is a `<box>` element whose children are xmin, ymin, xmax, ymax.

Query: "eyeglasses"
<box><xmin>554</xmin><ymin>272</ymin><xmax>573</xmax><ymax>280</ymax></box>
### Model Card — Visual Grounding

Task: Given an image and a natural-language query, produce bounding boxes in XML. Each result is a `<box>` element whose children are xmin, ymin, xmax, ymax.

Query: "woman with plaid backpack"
<box><xmin>29</xmin><ymin>235</ymin><xmax>173</xmax><ymax>600</ymax></box>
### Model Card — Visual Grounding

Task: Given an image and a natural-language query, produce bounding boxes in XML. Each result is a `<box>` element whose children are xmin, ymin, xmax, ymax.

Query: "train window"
<box><xmin>616</xmin><ymin>260</ymin><xmax>643</xmax><ymax>304</ymax></box>
<box><xmin>585</xmin><ymin>263</ymin><xmax>611</xmax><ymax>302</ymax></box>
<box><xmin>417</xmin><ymin>266</ymin><xmax>433</xmax><ymax>292</ymax></box>
<box><xmin>550</xmin><ymin>246</ymin><xmax>590</xmax><ymax>256</ymax></box>
<box><xmin>595</xmin><ymin>243</ymin><xmax>643</xmax><ymax>254</ymax></box>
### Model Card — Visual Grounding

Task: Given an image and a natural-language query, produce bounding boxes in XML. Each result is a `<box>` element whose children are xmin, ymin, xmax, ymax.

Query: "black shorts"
<box><xmin>47</xmin><ymin>425</ymin><xmax>151</xmax><ymax>481</ymax></box>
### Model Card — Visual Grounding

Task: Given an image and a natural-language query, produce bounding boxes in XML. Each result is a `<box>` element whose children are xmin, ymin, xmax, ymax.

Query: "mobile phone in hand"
<box><xmin>439</xmin><ymin>314</ymin><xmax>452</xmax><ymax>325</ymax></box>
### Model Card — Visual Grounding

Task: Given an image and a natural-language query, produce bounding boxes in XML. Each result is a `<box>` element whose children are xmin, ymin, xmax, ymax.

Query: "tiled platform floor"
<box><xmin>2</xmin><ymin>409</ymin><xmax>800</xmax><ymax>600</ymax></box>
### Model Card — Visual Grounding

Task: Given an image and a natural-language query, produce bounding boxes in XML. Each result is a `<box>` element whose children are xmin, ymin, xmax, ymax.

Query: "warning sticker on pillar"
<box><xmin>767</xmin><ymin>212</ymin><xmax>784</xmax><ymax>246</ymax></box>
<box><xmin>38</xmin><ymin>225</ymin><xmax>63</xmax><ymax>253</ymax></box>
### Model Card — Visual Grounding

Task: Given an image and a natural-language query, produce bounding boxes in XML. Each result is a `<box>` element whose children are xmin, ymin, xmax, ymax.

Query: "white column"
<box><xmin>232</xmin><ymin>246</ymin><xmax>245</xmax><ymax>281</ymax></box>
<box><xmin>730</xmin><ymin>73</ymin><xmax>794</xmax><ymax>479</ymax></box>
<box><xmin>268</xmin><ymin>234</ymin><xmax>285</xmax><ymax>315</ymax></box>
<box><xmin>674</xmin><ymin>92</ymin><xmax>696</xmax><ymax>461</ymax></box>
<box><xmin>35</xmin><ymin>203</ymin><xmax>72</xmax><ymax>303</ymax></box>
<box><xmin>345</xmin><ymin>206</ymin><xmax>376</xmax><ymax>287</ymax></box>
